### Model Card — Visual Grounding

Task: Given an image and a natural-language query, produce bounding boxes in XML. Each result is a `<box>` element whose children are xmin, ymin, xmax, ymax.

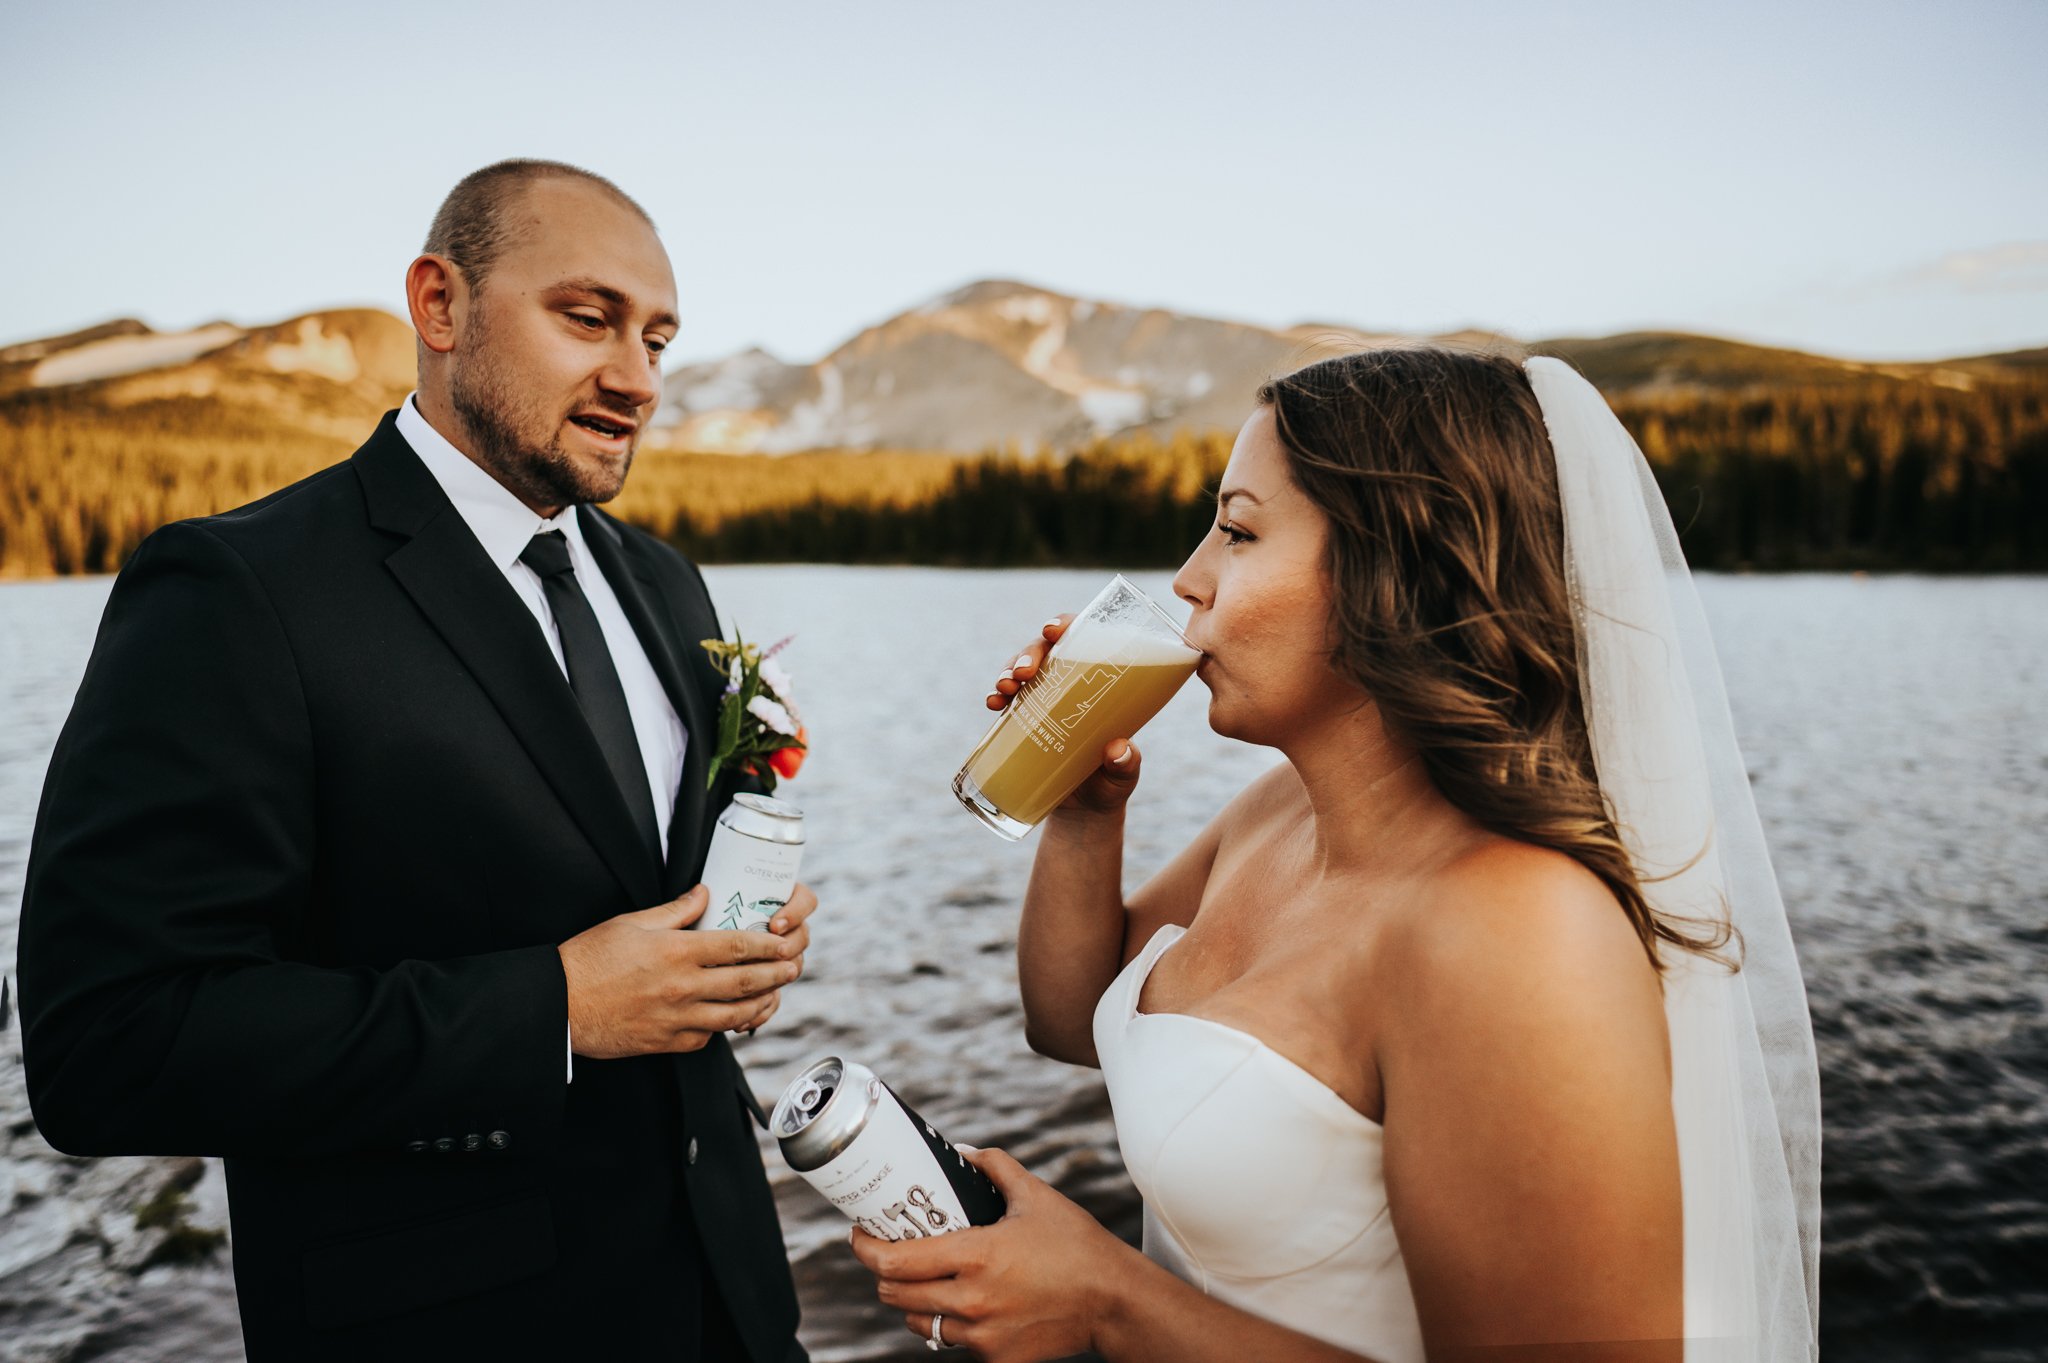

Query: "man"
<box><xmin>17</xmin><ymin>160</ymin><xmax>809</xmax><ymax>1362</ymax></box>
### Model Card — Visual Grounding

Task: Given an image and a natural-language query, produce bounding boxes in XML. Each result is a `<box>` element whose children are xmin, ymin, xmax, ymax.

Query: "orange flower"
<box><xmin>768</xmin><ymin>727</ymin><xmax>808</xmax><ymax>781</ymax></box>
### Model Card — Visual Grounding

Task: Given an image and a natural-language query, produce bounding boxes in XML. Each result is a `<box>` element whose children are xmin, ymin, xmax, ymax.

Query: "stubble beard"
<box><xmin>448</xmin><ymin>302</ymin><xmax>637</xmax><ymax>510</ymax></box>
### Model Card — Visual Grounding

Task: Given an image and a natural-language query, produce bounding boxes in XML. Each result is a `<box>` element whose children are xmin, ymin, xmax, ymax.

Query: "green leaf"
<box><xmin>708</xmin><ymin>686</ymin><xmax>746</xmax><ymax>788</ymax></box>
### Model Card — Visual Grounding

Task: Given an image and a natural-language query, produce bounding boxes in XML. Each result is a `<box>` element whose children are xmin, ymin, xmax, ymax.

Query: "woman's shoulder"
<box><xmin>1171</xmin><ymin>759</ymin><xmax>1309</xmax><ymax>877</ymax></box>
<box><xmin>1376</xmin><ymin>836</ymin><xmax>1664</xmax><ymax>1035</ymax></box>
<box><xmin>1416</xmin><ymin>835</ymin><xmax>1638</xmax><ymax>944</ymax></box>
<box><xmin>1118</xmin><ymin>761</ymin><xmax>1305</xmax><ymax>950</ymax></box>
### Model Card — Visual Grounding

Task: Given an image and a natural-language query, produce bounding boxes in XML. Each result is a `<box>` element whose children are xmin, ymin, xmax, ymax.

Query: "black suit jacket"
<box><xmin>17</xmin><ymin>413</ymin><xmax>804</xmax><ymax>1362</ymax></box>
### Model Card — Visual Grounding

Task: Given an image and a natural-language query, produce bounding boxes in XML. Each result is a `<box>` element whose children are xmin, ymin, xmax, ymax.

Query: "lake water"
<box><xmin>2</xmin><ymin>568</ymin><xmax>2044</xmax><ymax>1362</ymax></box>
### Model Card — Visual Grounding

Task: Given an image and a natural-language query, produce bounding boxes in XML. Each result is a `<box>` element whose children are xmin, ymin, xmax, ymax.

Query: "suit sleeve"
<box><xmin>17</xmin><ymin>521</ymin><xmax>569</xmax><ymax>1159</ymax></box>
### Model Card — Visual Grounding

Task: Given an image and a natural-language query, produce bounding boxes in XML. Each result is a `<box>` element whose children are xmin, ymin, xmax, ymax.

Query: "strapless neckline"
<box><xmin>1093</xmin><ymin>922</ymin><xmax>1427</xmax><ymax>1360</ymax></box>
<box><xmin>1128</xmin><ymin>924</ymin><xmax>1383</xmax><ymax>1131</ymax></box>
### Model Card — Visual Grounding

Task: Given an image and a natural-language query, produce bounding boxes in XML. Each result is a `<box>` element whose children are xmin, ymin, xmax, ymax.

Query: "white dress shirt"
<box><xmin>396</xmin><ymin>395</ymin><xmax>687</xmax><ymax>1080</ymax></box>
<box><xmin>396</xmin><ymin>395</ymin><xmax>687</xmax><ymax>843</ymax></box>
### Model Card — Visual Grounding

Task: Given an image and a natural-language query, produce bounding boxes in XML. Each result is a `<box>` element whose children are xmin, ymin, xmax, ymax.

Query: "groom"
<box><xmin>17</xmin><ymin>161</ymin><xmax>808</xmax><ymax>1362</ymax></box>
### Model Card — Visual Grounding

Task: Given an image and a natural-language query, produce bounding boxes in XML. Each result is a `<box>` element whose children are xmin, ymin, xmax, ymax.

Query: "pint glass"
<box><xmin>952</xmin><ymin>575</ymin><xmax>1200</xmax><ymax>839</ymax></box>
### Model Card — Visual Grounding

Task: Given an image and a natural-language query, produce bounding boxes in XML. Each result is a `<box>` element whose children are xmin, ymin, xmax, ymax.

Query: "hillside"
<box><xmin>5</xmin><ymin>286</ymin><xmax>2040</xmax><ymax>459</ymax></box>
<box><xmin>648</xmin><ymin>282</ymin><xmax>2046</xmax><ymax>454</ymax></box>
<box><xmin>0</xmin><ymin>309</ymin><xmax>416</xmax><ymax>575</ymax></box>
<box><xmin>3</xmin><ymin>288</ymin><xmax>2043</xmax><ymax>576</ymax></box>
<box><xmin>0</xmin><ymin>308</ymin><xmax>414</xmax><ymax>434</ymax></box>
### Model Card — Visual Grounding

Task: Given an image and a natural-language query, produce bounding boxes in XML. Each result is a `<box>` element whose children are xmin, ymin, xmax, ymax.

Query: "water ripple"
<box><xmin>1</xmin><ymin>570</ymin><xmax>2041</xmax><ymax>1362</ymax></box>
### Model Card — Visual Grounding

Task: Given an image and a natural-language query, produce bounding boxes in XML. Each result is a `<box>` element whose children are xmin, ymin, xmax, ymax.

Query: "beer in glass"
<box><xmin>953</xmin><ymin>575</ymin><xmax>1199</xmax><ymax>839</ymax></box>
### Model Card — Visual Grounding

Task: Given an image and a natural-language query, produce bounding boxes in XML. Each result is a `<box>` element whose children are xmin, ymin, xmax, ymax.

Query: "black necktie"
<box><xmin>519</xmin><ymin>530</ymin><xmax>662</xmax><ymax>867</ymax></box>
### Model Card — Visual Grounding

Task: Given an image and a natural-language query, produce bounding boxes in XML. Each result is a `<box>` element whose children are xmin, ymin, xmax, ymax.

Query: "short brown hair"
<box><xmin>1259</xmin><ymin>346</ymin><xmax>1734</xmax><ymax>973</ymax></box>
<box><xmin>421</xmin><ymin>159</ymin><xmax>653</xmax><ymax>293</ymax></box>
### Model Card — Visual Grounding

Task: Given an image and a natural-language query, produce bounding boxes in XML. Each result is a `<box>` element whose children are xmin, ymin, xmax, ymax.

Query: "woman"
<box><xmin>853</xmin><ymin>349</ymin><xmax>1820</xmax><ymax>1363</ymax></box>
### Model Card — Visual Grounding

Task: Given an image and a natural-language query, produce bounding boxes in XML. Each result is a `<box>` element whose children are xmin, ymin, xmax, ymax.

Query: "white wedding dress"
<box><xmin>1093</xmin><ymin>922</ymin><xmax>1427</xmax><ymax>1362</ymax></box>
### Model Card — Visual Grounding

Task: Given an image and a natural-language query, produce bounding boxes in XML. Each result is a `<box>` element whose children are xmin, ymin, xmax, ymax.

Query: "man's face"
<box><xmin>446</xmin><ymin>177</ymin><xmax>679</xmax><ymax>511</ymax></box>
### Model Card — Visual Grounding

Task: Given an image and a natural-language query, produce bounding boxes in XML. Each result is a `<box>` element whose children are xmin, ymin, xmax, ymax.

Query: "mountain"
<box><xmin>652</xmin><ymin>282</ymin><xmax>2046</xmax><ymax>454</ymax></box>
<box><xmin>1525</xmin><ymin>331</ymin><xmax>2016</xmax><ymax>396</ymax></box>
<box><xmin>649</xmin><ymin>280</ymin><xmax>1391</xmax><ymax>454</ymax></box>
<box><xmin>5</xmin><ymin>287</ymin><xmax>2039</xmax><ymax>459</ymax></box>
<box><xmin>0</xmin><ymin>308</ymin><xmax>415</xmax><ymax>440</ymax></box>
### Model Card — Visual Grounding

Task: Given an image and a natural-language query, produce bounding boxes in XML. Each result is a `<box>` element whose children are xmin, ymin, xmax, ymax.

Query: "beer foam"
<box><xmin>1053</xmin><ymin>620</ymin><xmax>1200</xmax><ymax>668</ymax></box>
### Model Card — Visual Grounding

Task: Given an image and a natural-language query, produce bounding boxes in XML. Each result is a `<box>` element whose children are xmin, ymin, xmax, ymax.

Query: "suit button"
<box><xmin>432</xmin><ymin>1137</ymin><xmax>454</xmax><ymax>1153</ymax></box>
<box><xmin>686</xmin><ymin>1137</ymin><xmax>700</xmax><ymax>1166</ymax></box>
<box><xmin>405</xmin><ymin>1140</ymin><xmax>426</xmax><ymax>1154</ymax></box>
<box><xmin>488</xmin><ymin>1130</ymin><xmax>510</xmax><ymax>1150</ymax></box>
<box><xmin>462</xmin><ymin>1133</ymin><xmax>482</xmax><ymax>1152</ymax></box>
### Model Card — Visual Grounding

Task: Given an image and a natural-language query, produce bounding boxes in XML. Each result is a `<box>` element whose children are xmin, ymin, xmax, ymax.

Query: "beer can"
<box><xmin>693</xmin><ymin>793</ymin><xmax>805</xmax><ymax>932</ymax></box>
<box><xmin>772</xmin><ymin>1056</ymin><xmax>1005</xmax><ymax>1241</ymax></box>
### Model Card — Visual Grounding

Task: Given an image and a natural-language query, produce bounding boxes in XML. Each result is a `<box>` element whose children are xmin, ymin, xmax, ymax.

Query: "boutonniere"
<box><xmin>700</xmin><ymin>630</ymin><xmax>808</xmax><ymax>792</ymax></box>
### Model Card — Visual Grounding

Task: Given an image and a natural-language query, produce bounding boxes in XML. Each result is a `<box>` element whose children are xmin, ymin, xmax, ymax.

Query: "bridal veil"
<box><xmin>1525</xmin><ymin>356</ymin><xmax>1822</xmax><ymax>1363</ymax></box>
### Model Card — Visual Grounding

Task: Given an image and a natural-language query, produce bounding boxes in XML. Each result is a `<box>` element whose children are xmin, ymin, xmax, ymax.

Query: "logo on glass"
<box><xmin>1011</xmin><ymin>640</ymin><xmax>1144</xmax><ymax>755</ymax></box>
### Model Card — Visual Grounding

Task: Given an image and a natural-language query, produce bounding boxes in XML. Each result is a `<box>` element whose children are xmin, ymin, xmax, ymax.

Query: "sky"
<box><xmin>1</xmin><ymin>0</ymin><xmax>2043</xmax><ymax>365</ymax></box>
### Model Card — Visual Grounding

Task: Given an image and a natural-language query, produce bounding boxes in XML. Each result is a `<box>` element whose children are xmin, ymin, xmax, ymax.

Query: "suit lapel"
<box><xmin>571</xmin><ymin>518</ymin><xmax>753</xmax><ymax>1140</ymax></box>
<box><xmin>353</xmin><ymin>416</ymin><xmax>662</xmax><ymax>912</ymax></box>
<box><xmin>575</xmin><ymin>506</ymin><xmax>719</xmax><ymax>896</ymax></box>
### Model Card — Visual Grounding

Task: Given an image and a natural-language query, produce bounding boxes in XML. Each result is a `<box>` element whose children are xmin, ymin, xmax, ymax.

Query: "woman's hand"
<box><xmin>984</xmin><ymin>615</ymin><xmax>1070</xmax><ymax>711</ymax></box>
<box><xmin>849</xmin><ymin>1146</ymin><xmax>1139</xmax><ymax>1362</ymax></box>
<box><xmin>984</xmin><ymin>614</ymin><xmax>1143</xmax><ymax>817</ymax></box>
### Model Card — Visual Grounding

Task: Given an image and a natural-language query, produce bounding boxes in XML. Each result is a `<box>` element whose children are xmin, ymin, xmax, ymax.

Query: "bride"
<box><xmin>852</xmin><ymin>348</ymin><xmax>1821</xmax><ymax>1362</ymax></box>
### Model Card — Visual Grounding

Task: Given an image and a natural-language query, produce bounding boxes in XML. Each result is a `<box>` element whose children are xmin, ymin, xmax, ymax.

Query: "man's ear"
<box><xmin>406</xmin><ymin>254</ymin><xmax>463</xmax><ymax>355</ymax></box>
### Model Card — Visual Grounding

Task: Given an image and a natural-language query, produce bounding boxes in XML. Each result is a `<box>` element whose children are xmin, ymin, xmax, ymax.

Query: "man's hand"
<box><xmin>740</xmin><ymin>881</ymin><xmax>816</xmax><ymax>1036</ymax></box>
<box><xmin>558</xmin><ymin>883</ymin><xmax>814</xmax><ymax>1059</ymax></box>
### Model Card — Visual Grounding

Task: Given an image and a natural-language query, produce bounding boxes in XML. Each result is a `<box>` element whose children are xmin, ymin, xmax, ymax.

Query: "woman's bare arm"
<box><xmin>1377</xmin><ymin>844</ymin><xmax>1685</xmax><ymax>1360</ymax></box>
<box><xmin>1090</xmin><ymin>1244</ymin><xmax>1380</xmax><ymax>1363</ymax></box>
<box><xmin>1017</xmin><ymin>760</ymin><xmax>1290</xmax><ymax>1067</ymax></box>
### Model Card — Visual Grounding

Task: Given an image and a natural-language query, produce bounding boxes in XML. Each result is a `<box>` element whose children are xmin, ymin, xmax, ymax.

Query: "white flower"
<box><xmin>747</xmin><ymin>694</ymin><xmax>798</xmax><ymax>736</ymax></box>
<box><xmin>758</xmin><ymin>656</ymin><xmax>795</xmax><ymax>702</ymax></box>
<box><xmin>727</xmin><ymin>657</ymin><xmax>745</xmax><ymax>691</ymax></box>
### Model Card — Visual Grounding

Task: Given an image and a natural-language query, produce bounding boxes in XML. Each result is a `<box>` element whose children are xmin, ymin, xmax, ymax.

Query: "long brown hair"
<box><xmin>1258</xmin><ymin>346</ymin><xmax>1733</xmax><ymax>973</ymax></box>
